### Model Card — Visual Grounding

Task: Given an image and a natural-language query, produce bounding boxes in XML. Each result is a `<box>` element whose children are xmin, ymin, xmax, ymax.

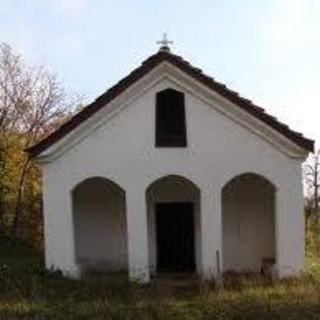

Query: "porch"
<box><xmin>65</xmin><ymin>173</ymin><xmax>277</xmax><ymax>282</ymax></box>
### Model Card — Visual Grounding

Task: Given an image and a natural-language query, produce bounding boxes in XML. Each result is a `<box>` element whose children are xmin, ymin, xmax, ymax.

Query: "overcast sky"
<box><xmin>1</xmin><ymin>0</ymin><xmax>320</xmax><ymax>148</ymax></box>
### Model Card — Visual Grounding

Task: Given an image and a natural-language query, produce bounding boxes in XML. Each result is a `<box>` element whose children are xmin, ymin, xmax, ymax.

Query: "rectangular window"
<box><xmin>155</xmin><ymin>89</ymin><xmax>187</xmax><ymax>147</ymax></box>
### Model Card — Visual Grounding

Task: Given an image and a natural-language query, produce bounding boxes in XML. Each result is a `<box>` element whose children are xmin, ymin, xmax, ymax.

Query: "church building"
<box><xmin>28</xmin><ymin>37</ymin><xmax>313</xmax><ymax>283</ymax></box>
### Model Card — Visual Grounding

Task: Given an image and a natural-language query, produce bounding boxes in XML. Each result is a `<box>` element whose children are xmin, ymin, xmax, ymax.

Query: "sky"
<box><xmin>1</xmin><ymin>0</ymin><xmax>320</xmax><ymax>148</ymax></box>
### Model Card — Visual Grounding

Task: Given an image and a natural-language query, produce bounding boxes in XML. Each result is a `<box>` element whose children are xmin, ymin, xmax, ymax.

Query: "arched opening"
<box><xmin>146</xmin><ymin>175</ymin><xmax>200</xmax><ymax>275</ymax></box>
<box><xmin>72</xmin><ymin>177</ymin><xmax>127</xmax><ymax>273</ymax></box>
<box><xmin>222</xmin><ymin>173</ymin><xmax>276</xmax><ymax>274</ymax></box>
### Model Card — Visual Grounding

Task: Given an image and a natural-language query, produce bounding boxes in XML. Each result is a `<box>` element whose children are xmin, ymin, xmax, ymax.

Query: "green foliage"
<box><xmin>0</xmin><ymin>42</ymin><xmax>78</xmax><ymax>248</ymax></box>
<box><xmin>306</xmin><ymin>215</ymin><xmax>320</xmax><ymax>265</ymax></box>
<box><xmin>0</xmin><ymin>132</ymin><xmax>43</xmax><ymax>247</ymax></box>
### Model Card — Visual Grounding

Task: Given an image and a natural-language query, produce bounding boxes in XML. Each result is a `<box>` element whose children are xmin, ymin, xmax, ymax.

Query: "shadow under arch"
<box><xmin>145</xmin><ymin>174</ymin><xmax>201</xmax><ymax>275</ymax></box>
<box><xmin>146</xmin><ymin>174</ymin><xmax>201</xmax><ymax>194</ymax></box>
<box><xmin>222</xmin><ymin>172</ymin><xmax>276</xmax><ymax>193</ymax></box>
<box><xmin>221</xmin><ymin>172</ymin><xmax>276</xmax><ymax>275</ymax></box>
<box><xmin>71</xmin><ymin>176</ymin><xmax>125</xmax><ymax>194</ymax></box>
<box><xmin>72</xmin><ymin>176</ymin><xmax>127</xmax><ymax>274</ymax></box>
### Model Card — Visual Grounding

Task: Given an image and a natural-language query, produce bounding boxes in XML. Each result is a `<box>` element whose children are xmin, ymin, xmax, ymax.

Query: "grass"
<box><xmin>1</xmin><ymin>237</ymin><xmax>320</xmax><ymax>319</ymax></box>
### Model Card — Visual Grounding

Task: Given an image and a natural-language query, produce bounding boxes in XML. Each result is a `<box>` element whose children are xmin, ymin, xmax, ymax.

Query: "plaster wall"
<box><xmin>40</xmin><ymin>72</ymin><xmax>305</xmax><ymax>279</ymax></box>
<box><xmin>72</xmin><ymin>178</ymin><xmax>127</xmax><ymax>272</ymax></box>
<box><xmin>222</xmin><ymin>174</ymin><xmax>275</xmax><ymax>272</ymax></box>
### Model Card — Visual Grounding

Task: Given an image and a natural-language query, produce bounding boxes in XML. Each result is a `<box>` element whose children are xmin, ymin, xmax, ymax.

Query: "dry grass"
<box><xmin>1</xmin><ymin>236</ymin><xmax>320</xmax><ymax>319</ymax></box>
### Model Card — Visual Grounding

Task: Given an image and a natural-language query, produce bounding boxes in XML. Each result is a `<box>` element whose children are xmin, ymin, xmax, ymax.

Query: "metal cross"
<box><xmin>157</xmin><ymin>33</ymin><xmax>173</xmax><ymax>52</ymax></box>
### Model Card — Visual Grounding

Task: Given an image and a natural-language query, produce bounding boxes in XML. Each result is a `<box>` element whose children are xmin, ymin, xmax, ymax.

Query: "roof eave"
<box><xmin>27</xmin><ymin>51</ymin><xmax>314</xmax><ymax>158</ymax></box>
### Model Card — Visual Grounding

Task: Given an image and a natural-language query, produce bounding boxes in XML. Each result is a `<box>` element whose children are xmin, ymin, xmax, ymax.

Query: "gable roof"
<box><xmin>27</xmin><ymin>50</ymin><xmax>314</xmax><ymax>157</ymax></box>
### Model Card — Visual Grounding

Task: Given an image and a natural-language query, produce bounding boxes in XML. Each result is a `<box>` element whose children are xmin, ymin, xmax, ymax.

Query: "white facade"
<box><xmin>37</xmin><ymin>59</ymin><xmax>309</xmax><ymax>283</ymax></box>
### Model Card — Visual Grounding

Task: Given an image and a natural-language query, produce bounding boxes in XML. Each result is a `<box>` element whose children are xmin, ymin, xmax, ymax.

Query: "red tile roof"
<box><xmin>27</xmin><ymin>50</ymin><xmax>314</xmax><ymax>157</ymax></box>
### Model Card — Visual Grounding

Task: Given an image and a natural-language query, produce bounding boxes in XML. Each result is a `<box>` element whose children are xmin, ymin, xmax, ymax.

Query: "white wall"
<box><xmin>73</xmin><ymin>178</ymin><xmax>127</xmax><ymax>272</ymax></box>
<box><xmin>222</xmin><ymin>173</ymin><xmax>275</xmax><ymax>272</ymax></box>
<box><xmin>40</xmin><ymin>65</ymin><xmax>306</xmax><ymax>279</ymax></box>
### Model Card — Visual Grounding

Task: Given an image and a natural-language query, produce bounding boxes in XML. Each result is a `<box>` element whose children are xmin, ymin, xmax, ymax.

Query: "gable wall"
<box><xmin>41</xmin><ymin>76</ymin><xmax>304</xmax><ymax>275</ymax></box>
<box><xmin>43</xmin><ymin>77</ymin><xmax>302</xmax><ymax>190</ymax></box>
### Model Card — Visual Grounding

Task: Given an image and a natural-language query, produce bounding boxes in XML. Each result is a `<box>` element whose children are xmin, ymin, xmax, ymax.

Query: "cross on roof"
<box><xmin>157</xmin><ymin>33</ymin><xmax>173</xmax><ymax>52</ymax></box>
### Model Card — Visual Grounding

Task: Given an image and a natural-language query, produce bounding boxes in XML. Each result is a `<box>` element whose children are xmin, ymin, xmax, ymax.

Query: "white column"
<box><xmin>126</xmin><ymin>186</ymin><xmax>150</xmax><ymax>283</ymax></box>
<box><xmin>276</xmin><ymin>178</ymin><xmax>305</xmax><ymax>278</ymax></box>
<box><xmin>43</xmin><ymin>173</ymin><xmax>79</xmax><ymax>278</ymax></box>
<box><xmin>200</xmin><ymin>185</ymin><xmax>222</xmax><ymax>280</ymax></box>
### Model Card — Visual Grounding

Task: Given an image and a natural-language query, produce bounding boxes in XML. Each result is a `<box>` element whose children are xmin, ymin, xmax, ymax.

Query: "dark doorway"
<box><xmin>156</xmin><ymin>202</ymin><xmax>195</xmax><ymax>273</ymax></box>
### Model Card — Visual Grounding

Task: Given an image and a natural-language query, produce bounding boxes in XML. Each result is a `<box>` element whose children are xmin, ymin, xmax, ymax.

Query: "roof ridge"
<box><xmin>27</xmin><ymin>50</ymin><xmax>314</xmax><ymax>157</ymax></box>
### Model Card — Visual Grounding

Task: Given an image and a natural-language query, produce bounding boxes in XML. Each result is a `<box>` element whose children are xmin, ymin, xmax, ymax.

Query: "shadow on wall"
<box><xmin>72</xmin><ymin>177</ymin><xmax>127</xmax><ymax>273</ymax></box>
<box><xmin>222</xmin><ymin>173</ymin><xmax>276</xmax><ymax>276</ymax></box>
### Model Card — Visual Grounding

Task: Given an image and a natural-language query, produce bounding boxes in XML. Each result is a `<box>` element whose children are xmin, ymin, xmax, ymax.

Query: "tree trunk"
<box><xmin>0</xmin><ymin>143</ymin><xmax>6</xmax><ymax>229</ymax></box>
<box><xmin>12</xmin><ymin>161</ymin><xmax>29</xmax><ymax>237</ymax></box>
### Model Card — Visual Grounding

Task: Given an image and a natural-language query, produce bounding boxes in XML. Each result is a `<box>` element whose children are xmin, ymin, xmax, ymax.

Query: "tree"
<box><xmin>0</xmin><ymin>42</ymin><xmax>79</xmax><ymax>242</ymax></box>
<box><xmin>304</xmin><ymin>149</ymin><xmax>320</xmax><ymax>222</ymax></box>
<box><xmin>304</xmin><ymin>150</ymin><xmax>320</xmax><ymax>260</ymax></box>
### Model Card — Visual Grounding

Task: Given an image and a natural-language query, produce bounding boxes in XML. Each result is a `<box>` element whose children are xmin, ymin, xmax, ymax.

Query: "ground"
<box><xmin>1</xmin><ymin>236</ymin><xmax>320</xmax><ymax>319</ymax></box>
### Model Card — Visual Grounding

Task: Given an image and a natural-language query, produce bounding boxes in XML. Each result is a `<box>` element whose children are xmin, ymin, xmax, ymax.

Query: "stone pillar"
<box><xmin>200</xmin><ymin>185</ymin><xmax>222</xmax><ymax>280</ymax></box>
<box><xmin>43</xmin><ymin>173</ymin><xmax>79</xmax><ymax>278</ymax></box>
<box><xmin>126</xmin><ymin>186</ymin><xmax>150</xmax><ymax>283</ymax></box>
